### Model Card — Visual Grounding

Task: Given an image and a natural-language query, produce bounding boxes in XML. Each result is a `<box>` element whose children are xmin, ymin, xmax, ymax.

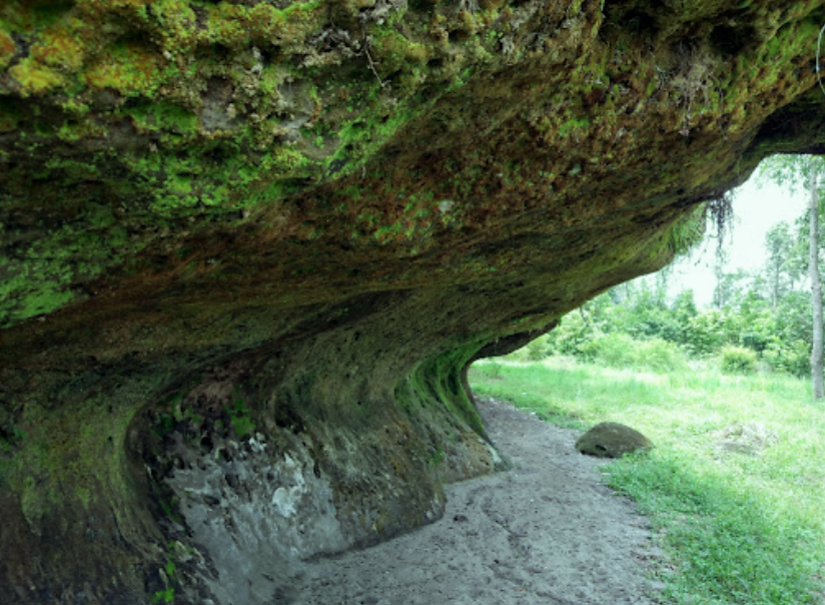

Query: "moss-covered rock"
<box><xmin>2</xmin><ymin>0</ymin><xmax>825</xmax><ymax>602</ymax></box>
<box><xmin>576</xmin><ymin>422</ymin><xmax>652</xmax><ymax>458</ymax></box>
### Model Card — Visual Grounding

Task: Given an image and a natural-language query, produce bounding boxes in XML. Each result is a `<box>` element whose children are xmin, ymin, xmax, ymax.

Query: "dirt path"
<box><xmin>293</xmin><ymin>397</ymin><xmax>660</xmax><ymax>605</ymax></box>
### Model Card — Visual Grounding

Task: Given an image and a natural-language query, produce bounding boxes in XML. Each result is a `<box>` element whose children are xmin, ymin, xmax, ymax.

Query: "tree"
<box><xmin>757</xmin><ymin>155</ymin><xmax>825</xmax><ymax>399</ymax></box>
<box><xmin>807</xmin><ymin>165</ymin><xmax>824</xmax><ymax>398</ymax></box>
<box><xmin>712</xmin><ymin>266</ymin><xmax>750</xmax><ymax>310</ymax></box>
<box><xmin>763</xmin><ymin>221</ymin><xmax>800</xmax><ymax>307</ymax></box>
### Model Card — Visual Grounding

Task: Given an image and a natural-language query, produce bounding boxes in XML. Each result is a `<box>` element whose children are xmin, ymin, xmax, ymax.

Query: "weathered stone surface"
<box><xmin>575</xmin><ymin>422</ymin><xmax>652</xmax><ymax>459</ymax></box>
<box><xmin>1</xmin><ymin>0</ymin><xmax>824</xmax><ymax>602</ymax></box>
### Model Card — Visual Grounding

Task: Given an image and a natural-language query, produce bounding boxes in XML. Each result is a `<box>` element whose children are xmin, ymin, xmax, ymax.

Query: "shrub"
<box><xmin>635</xmin><ymin>338</ymin><xmax>690</xmax><ymax>373</ymax></box>
<box><xmin>525</xmin><ymin>335</ymin><xmax>551</xmax><ymax>361</ymax></box>
<box><xmin>683</xmin><ymin>311</ymin><xmax>726</xmax><ymax>356</ymax></box>
<box><xmin>719</xmin><ymin>345</ymin><xmax>758</xmax><ymax>374</ymax></box>
<box><xmin>579</xmin><ymin>333</ymin><xmax>688</xmax><ymax>373</ymax></box>
<box><xmin>543</xmin><ymin>313</ymin><xmax>598</xmax><ymax>357</ymax></box>
<box><xmin>763</xmin><ymin>339</ymin><xmax>810</xmax><ymax>377</ymax></box>
<box><xmin>578</xmin><ymin>332</ymin><xmax>635</xmax><ymax>366</ymax></box>
<box><xmin>502</xmin><ymin>334</ymin><xmax>552</xmax><ymax>362</ymax></box>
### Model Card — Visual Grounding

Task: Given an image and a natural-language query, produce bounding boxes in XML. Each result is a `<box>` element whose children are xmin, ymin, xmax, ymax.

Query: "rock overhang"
<box><xmin>0</xmin><ymin>0</ymin><xmax>822</xmax><ymax>327</ymax></box>
<box><xmin>2</xmin><ymin>0</ymin><xmax>825</xmax><ymax>603</ymax></box>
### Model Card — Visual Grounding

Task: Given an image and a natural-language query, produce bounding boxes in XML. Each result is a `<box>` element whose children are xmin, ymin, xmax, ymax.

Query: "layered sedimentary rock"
<box><xmin>2</xmin><ymin>0</ymin><xmax>825</xmax><ymax>602</ymax></box>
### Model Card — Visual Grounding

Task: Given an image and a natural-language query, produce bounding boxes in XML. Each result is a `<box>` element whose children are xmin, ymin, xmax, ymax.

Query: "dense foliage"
<box><xmin>513</xmin><ymin>249</ymin><xmax>814</xmax><ymax>377</ymax></box>
<box><xmin>508</xmin><ymin>156</ymin><xmax>825</xmax><ymax>378</ymax></box>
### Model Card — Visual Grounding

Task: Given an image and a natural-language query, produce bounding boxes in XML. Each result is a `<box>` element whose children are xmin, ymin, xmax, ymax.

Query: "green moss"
<box><xmin>152</xmin><ymin>586</ymin><xmax>175</xmax><ymax>604</ymax></box>
<box><xmin>84</xmin><ymin>40</ymin><xmax>167</xmax><ymax>97</ymax></box>
<box><xmin>229</xmin><ymin>396</ymin><xmax>256</xmax><ymax>439</ymax></box>
<box><xmin>151</xmin><ymin>541</ymin><xmax>179</xmax><ymax>604</ymax></box>
<box><xmin>0</xmin><ymin>0</ymin><xmax>493</xmax><ymax>326</ymax></box>
<box><xmin>125</xmin><ymin>102</ymin><xmax>200</xmax><ymax>137</ymax></box>
<box><xmin>0</xmin><ymin>0</ymin><xmax>817</xmax><ymax>332</ymax></box>
<box><xmin>403</xmin><ymin>344</ymin><xmax>488</xmax><ymax>438</ymax></box>
<box><xmin>0</xmin><ymin>196</ymin><xmax>154</xmax><ymax>326</ymax></box>
<box><xmin>32</xmin><ymin>22</ymin><xmax>86</xmax><ymax>72</ymax></box>
<box><xmin>1</xmin><ymin>386</ymin><xmax>146</xmax><ymax>539</ymax></box>
<box><xmin>114</xmin><ymin>138</ymin><xmax>311</xmax><ymax>216</ymax></box>
<box><xmin>16</xmin><ymin>280</ymin><xmax>76</xmax><ymax>321</ymax></box>
<box><xmin>557</xmin><ymin>116</ymin><xmax>591</xmax><ymax>138</ymax></box>
<box><xmin>200</xmin><ymin>0</ymin><xmax>326</xmax><ymax>50</ymax></box>
<box><xmin>9</xmin><ymin>56</ymin><xmax>65</xmax><ymax>96</ymax></box>
<box><xmin>371</xmin><ymin>30</ymin><xmax>430</xmax><ymax>76</ymax></box>
<box><xmin>0</xmin><ymin>26</ymin><xmax>14</xmax><ymax>69</ymax></box>
<box><xmin>0</xmin><ymin>1</ymin><xmax>73</xmax><ymax>32</ymax></box>
<box><xmin>324</xmin><ymin>88</ymin><xmax>443</xmax><ymax>180</ymax></box>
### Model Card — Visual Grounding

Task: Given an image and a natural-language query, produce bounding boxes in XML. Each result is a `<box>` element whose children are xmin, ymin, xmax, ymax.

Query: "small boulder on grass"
<box><xmin>575</xmin><ymin>422</ymin><xmax>652</xmax><ymax>458</ymax></box>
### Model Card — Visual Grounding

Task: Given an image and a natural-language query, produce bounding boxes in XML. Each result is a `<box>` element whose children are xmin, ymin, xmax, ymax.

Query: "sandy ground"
<box><xmin>293</xmin><ymin>397</ymin><xmax>661</xmax><ymax>605</ymax></box>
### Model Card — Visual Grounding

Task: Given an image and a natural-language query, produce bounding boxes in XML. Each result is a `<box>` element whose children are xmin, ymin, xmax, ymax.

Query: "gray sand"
<box><xmin>293</xmin><ymin>397</ymin><xmax>660</xmax><ymax>605</ymax></box>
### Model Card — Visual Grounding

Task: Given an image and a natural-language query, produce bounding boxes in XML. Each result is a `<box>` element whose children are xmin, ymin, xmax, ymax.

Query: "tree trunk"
<box><xmin>808</xmin><ymin>166</ymin><xmax>824</xmax><ymax>399</ymax></box>
<box><xmin>773</xmin><ymin>261</ymin><xmax>780</xmax><ymax>308</ymax></box>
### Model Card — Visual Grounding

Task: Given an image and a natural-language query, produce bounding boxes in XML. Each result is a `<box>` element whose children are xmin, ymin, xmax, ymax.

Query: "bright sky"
<box><xmin>667</xmin><ymin>172</ymin><xmax>809</xmax><ymax>307</ymax></box>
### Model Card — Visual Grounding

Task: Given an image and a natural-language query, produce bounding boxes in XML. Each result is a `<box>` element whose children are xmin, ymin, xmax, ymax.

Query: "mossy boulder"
<box><xmin>575</xmin><ymin>422</ymin><xmax>652</xmax><ymax>459</ymax></box>
<box><xmin>2</xmin><ymin>0</ymin><xmax>825</xmax><ymax>603</ymax></box>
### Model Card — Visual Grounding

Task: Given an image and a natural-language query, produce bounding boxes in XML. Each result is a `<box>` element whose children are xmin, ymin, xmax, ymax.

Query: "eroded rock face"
<box><xmin>2</xmin><ymin>0</ymin><xmax>825</xmax><ymax>602</ymax></box>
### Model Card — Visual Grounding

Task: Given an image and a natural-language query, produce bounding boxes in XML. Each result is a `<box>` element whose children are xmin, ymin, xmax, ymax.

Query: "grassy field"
<box><xmin>469</xmin><ymin>357</ymin><xmax>825</xmax><ymax>605</ymax></box>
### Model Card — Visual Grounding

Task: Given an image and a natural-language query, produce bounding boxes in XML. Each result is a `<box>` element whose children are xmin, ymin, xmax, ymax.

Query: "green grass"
<box><xmin>470</xmin><ymin>357</ymin><xmax>825</xmax><ymax>605</ymax></box>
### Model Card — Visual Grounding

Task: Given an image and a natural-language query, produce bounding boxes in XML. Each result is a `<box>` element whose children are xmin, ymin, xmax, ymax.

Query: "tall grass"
<box><xmin>470</xmin><ymin>358</ymin><xmax>825</xmax><ymax>605</ymax></box>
